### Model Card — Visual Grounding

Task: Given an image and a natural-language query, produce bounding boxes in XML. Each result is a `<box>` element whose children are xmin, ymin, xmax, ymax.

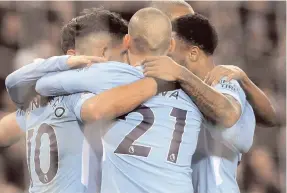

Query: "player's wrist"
<box><xmin>240</xmin><ymin>72</ymin><xmax>249</xmax><ymax>86</ymax></box>
<box><xmin>143</xmin><ymin>78</ymin><xmax>158</xmax><ymax>95</ymax></box>
<box><xmin>176</xmin><ymin>66</ymin><xmax>192</xmax><ymax>83</ymax></box>
<box><xmin>152</xmin><ymin>77</ymin><xmax>179</xmax><ymax>94</ymax></box>
<box><xmin>173</xmin><ymin>64</ymin><xmax>184</xmax><ymax>81</ymax></box>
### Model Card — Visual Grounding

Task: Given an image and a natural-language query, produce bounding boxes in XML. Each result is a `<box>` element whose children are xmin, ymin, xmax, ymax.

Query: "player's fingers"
<box><xmin>205</xmin><ymin>73</ymin><xmax>216</xmax><ymax>86</ymax></box>
<box><xmin>143</xmin><ymin>61</ymin><xmax>157</xmax><ymax>68</ymax></box>
<box><xmin>143</xmin><ymin>56</ymin><xmax>164</xmax><ymax>64</ymax></box>
<box><xmin>226</xmin><ymin>73</ymin><xmax>235</xmax><ymax>82</ymax></box>
<box><xmin>208</xmin><ymin>69</ymin><xmax>230</xmax><ymax>85</ymax></box>
<box><xmin>204</xmin><ymin>72</ymin><xmax>210</xmax><ymax>82</ymax></box>
<box><xmin>143</xmin><ymin>62</ymin><xmax>161</xmax><ymax>71</ymax></box>
<box><xmin>144</xmin><ymin>71</ymin><xmax>158</xmax><ymax>78</ymax></box>
<box><xmin>205</xmin><ymin>68</ymin><xmax>223</xmax><ymax>85</ymax></box>
<box><xmin>210</xmin><ymin>71</ymin><xmax>227</xmax><ymax>86</ymax></box>
<box><xmin>144</xmin><ymin>69</ymin><xmax>162</xmax><ymax>78</ymax></box>
<box><xmin>211</xmin><ymin>77</ymin><xmax>222</xmax><ymax>87</ymax></box>
<box><xmin>143</xmin><ymin>66</ymin><xmax>158</xmax><ymax>74</ymax></box>
<box><xmin>85</xmin><ymin>56</ymin><xmax>107</xmax><ymax>63</ymax></box>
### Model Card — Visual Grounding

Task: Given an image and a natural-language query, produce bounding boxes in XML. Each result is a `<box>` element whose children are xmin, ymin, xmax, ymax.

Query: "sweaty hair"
<box><xmin>150</xmin><ymin>0</ymin><xmax>194</xmax><ymax>20</ymax></box>
<box><xmin>172</xmin><ymin>13</ymin><xmax>218</xmax><ymax>55</ymax></box>
<box><xmin>128</xmin><ymin>7</ymin><xmax>172</xmax><ymax>55</ymax></box>
<box><xmin>60</xmin><ymin>8</ymin><xmax>128</xmax><ymax>54</ymax></box>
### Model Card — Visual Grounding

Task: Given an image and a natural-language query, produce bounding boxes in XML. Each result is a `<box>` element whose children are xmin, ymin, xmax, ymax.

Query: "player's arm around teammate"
<box><xmin>143</xmin><ymin>56</ymin><xmax>242</xmax><ymax>128</ymax></box>
<box><xmin>34</xmin><ymin>64</ymin><xmax>173</xmax><ymax>122</ymax></box>
<box><xmin>5</xmin><ymin>55</ymin><xmax>105</xmax><ymax>109</ymax></box>
<box><xmin>5</xmin><ymin>54</ymin><xmax>171</xmax><ymax>126</ymax></box>
<box><xmin>0</xmin><ymin>75</ymin><xmax>162</xmax><ymax>150</ymax></box>
<box><xmin>79</xmin><ymin>77</ymin><xmax>161</xmax><ymax>122</ymax></box>
<box><xmin>204</xmin><ymin>65</ymin><xmax>277</xmax><ymax>127</ymax></box>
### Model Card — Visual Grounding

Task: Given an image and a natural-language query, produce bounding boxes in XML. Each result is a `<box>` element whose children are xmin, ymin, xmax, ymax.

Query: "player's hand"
<box><xmin>67</xmin><ymin>55</ymin><xmax>107</xmax><ymax>69</ymax></box>
<box><xmin>143</xmin><ymin>56</ymin><xmax>183</xmax><ymax>81</ymax></box>
<box><xmin>204</xmin><ymin>65</ymin><xmax>247</xmax><ymax>86</ymax></box>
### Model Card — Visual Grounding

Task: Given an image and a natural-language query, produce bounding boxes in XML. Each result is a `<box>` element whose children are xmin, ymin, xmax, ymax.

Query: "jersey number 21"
<box><xmin>114</xmin><ymin>105</ymin><xmax>187</xmax><ymax>163</ymax></box>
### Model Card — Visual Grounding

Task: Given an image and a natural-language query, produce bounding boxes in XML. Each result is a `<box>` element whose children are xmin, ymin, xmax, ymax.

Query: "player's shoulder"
<box><xmin>214</xmin><ymin>77</ymin><xmax>246</xmax><ymax>105</ymax></box>
<box><xmin>61</xmin><ymin>92</ymin><xmax>94</xmax><ymax>109</ymax></box>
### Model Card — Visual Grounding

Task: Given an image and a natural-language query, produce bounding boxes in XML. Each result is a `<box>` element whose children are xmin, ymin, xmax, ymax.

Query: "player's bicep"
<box><xmin>0</xmin><ymin>112</ymin><xmax>24</xmax><ymax>147</ymax></box>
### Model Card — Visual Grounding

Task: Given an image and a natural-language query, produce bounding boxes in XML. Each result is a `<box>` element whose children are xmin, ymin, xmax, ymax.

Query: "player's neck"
<box><xmin>126</xmin><ymin>50</ymin><xmax>148</xmax><ymax>67</ymax></box>
<box><xmin>190</xmin><ymin>56</ymin><xmax>215</xmax><ymax>80</ymax></box>
<box><xmin>201</xmin><ymin>57</ymin><xmax>215</xmax><ymax>80</ymax></box>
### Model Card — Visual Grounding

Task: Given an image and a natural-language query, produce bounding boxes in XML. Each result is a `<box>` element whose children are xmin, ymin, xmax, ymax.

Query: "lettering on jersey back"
<box><xmin>29</xmin><ymin>95</ymin><xmax>48</xmax><ymax>111</ymax></box>
<box><xmin>158</xmin><ymin>91</ymin><xmax>179</xmax><ymax>100</ymax></box>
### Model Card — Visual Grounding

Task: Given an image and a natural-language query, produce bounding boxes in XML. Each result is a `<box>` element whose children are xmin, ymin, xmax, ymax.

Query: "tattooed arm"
<box><xmin>143</xmin><ymin>56</ymin><xmax>244</xmax><ymax>128</ymax></box>
<box><xmin>204</xmin><ymin>65</ymin><xmax>277</xmax><ymax>127</ymax></box>
<box><xmin>177</xmin><ymin>67</ymin><xmax>242</xmax><ymax>127</ymax></box>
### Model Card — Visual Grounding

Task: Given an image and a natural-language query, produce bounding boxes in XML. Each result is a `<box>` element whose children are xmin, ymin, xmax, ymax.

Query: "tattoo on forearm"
<box><xmin>179</xmin><ymin>69</ymin><xmax>229</xmax><ymax>123</ymax></box>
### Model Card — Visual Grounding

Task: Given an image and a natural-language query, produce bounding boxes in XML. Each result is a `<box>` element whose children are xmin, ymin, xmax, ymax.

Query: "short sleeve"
<box><xmin>205</xmin><ymin>102</ymin><xmax>256</xmax><ymax>153</ymax></box>
<box><xmin>16</xmin><ymin>109</ymin><xmax>26</xmax><ymax>131</ymax></box>
<box><xmin>213</xmin><ymin>77</ymin><xmax>246</xmax><ymax>114</ymax></box>
<box><xmin>65</xmin><ymin>93</ymin><xmax>95</xmax><ymax>122</ymax></box>
<box><xmin>206</xmin><ymin>78</ymin><xmax>255</xmax><ymax>153</ymax></box>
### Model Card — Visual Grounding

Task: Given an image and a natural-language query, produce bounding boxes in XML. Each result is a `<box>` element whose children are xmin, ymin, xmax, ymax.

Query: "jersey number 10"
<box><xmin>114</xmin><ymin>106</ymin><xmax>187</xmax><ymax>163</ymax></box>
<box><xmin>27</xmin><ymin>123</ymin><xmax>59</xmax><ymax>186</ymax></box>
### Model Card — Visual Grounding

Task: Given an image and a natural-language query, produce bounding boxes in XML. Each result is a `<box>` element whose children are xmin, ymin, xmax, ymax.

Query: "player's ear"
<box><xmin>123</xmin><ymin>34</ymin><xmax>131</xmax><ymax>50</ymax></box>
<box><xmin>167</xmin><ymin>37</ymin><xmax>176</xmax><ymax>54</ymax></box>
<box><xmin>188</xmin><ymin>46</ymin><xmax>200</xmax><ymax>62</ymax></box>
<box><xmin>66</xmin><ymin>49</ymin><xmax>76</xmax><ymax>55</ymax></box>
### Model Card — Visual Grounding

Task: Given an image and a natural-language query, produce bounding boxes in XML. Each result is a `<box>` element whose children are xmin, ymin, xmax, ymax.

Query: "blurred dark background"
<box><xmin>0</xmin><ymin>1</ymin><xmax>285</xmax><ymax>193</ymax></box>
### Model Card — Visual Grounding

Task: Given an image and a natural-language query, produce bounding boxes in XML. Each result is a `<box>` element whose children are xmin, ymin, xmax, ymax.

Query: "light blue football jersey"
<box><xmin>35</xmin><ymin>62</ymin><xmax>204</xmax><ymax>193</ymax></box>
<box><xmin>101</xmin><ymin>90</ymin><xmax>203</xmax><ymax>193</ymax></box>
<box><xmin>16</xmin><ymin>93</ymin><xmax>94</xmax><ymax>193</ymax></box>
<box><xmin>191</xmin><ymin>78</ymin><xmax>256</xmax><ymax>193</ymax></box>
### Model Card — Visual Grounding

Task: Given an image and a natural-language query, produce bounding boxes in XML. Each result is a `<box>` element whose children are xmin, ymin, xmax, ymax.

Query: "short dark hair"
<box><xmin>172</xmin><ymin>13</ymin><xmax>218</xmax><ymax>55</ymax></box>
<box><xmin>60</xmin><ymin>18</ymin><xmax>77</xmax><ymax>54</ymax></box>
<box><xmin>75</xmin><ymin>8</ymin><xmax>128</xmax><ymax>41</ymax></box>
<box><xmin>60</xmin><ymin>8</ymin><xmax>128</xmax><ymax>54</ymax></box>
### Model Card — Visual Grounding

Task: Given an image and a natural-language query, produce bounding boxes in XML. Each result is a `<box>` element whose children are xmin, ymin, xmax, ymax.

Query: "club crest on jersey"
<box><xmin>54</xmin><ymin>107</ymin><xmax>65</xmax><ymax>118</ymax></box>
<box><xmin>157</xmin><ymin>91</ymin><xmax>179</xmax><ymax>100</ymax></box>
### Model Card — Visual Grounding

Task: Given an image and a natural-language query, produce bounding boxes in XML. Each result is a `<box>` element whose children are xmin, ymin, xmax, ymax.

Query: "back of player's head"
<box><xmin>60</xmin><ymin>8</ymin><xmax>128</xmax><ymax>56</ymax></box>
<box><xmin>60</xmin><ymin>18</ymin><xmax>77</xmax><ymax>54</ymax></box>
<box><xmin>74</xmin><ymin>8</ymin><xmax>128</xmax><ymax>55</ymax></box>
<box><xmin>127</xmin><ymin>7</ymin><xmax>172</xmax><ymax>55</ymax></box>
<box><xmin>150</xmin><ymin>0</ymin><xmax>194</xmax><ymax>20</ymax></box>
<box><xmin>172</xmin><ymin>13</ymin><xmax>218</xmax><ymax>55</ymax></box>
<box><xmin>76</xmin><ymin>8</ymin><xmax>128</xmax><ymax>40</ymax></box>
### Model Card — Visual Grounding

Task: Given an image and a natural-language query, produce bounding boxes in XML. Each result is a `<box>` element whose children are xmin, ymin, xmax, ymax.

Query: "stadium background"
<box><xmin>0</xmin><ymin>1</ymin><xmax>285</xmax><ymax>193</ymax></box>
